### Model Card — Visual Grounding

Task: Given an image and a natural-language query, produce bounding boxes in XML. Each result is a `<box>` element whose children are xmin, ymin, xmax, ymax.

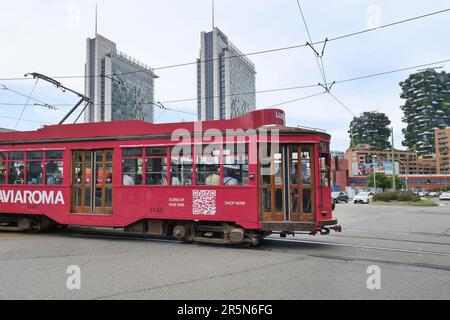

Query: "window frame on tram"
<box><xmin>120</xmin><ymin>143</ymin><xmax>250</xmax><ymax>187</ymax></box>
<box><xmin>0</xmin><ymin>150</ymin><xmax>64</xmax><ymax>186</ymax></box>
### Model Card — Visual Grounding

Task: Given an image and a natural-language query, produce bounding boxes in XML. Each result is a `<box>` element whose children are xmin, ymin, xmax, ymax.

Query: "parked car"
<box><xmin>353</xmin><ymin>192</ymin><xmax>375</xmax><ymax>204</ymax></box>
<box><xmin>428</xmin><ymin>192</ymin><xmax>438</xmax><ymax>198</ymax></box>
<box><xmin>439</xmin><ymin>192</ymin><xmax>450</xmax><ymax>201</ymax></box>
<box><xmin>418</xmin><ymin>192</ymin><xmax>428</xmax><ymax>197</ymax></box>
<box><xmin>332</xmin><ymin>192</ymin><xmax>349</xmax><ymax>204</ymax></box>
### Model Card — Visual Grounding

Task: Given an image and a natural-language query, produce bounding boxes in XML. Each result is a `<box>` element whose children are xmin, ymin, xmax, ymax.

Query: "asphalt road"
<box><xmin>0</xmin><ymin>203</ymin><xmax>449</xmax><ymax>300</ymax></box>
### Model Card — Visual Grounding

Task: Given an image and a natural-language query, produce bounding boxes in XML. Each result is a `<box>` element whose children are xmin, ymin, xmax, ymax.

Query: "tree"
<box><xmin>367</xmin><ymin>172</ymin><xmax>390</xmax><ymax>189</ymax></box>
<box><xmin>368</xmin><ymin>173</ymin><xmax>404</xmax><ymax>190</ymax></box>
<box><xmin>400</xmin><ymin>69</ymin><xmax>450</xmax><ymax>155</ymax></box>
<box><xmin>349</xmin><ymin>112</ymin><xmax>391</xmax><ymax>150</ymax></box>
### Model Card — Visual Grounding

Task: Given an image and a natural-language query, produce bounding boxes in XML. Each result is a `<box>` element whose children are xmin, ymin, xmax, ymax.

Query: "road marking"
<box><xmin>270</xmin><ymin>238</ymin><xmax>450</xmax><ymax>257</ymax></box>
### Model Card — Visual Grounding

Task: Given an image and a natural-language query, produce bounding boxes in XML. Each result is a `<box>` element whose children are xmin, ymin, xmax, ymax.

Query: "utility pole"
<box><xmin>391</xmin><ymin>127</ymin><xmax>396</xmax><ymax>191</ymax></box>
<box><xmin>373</xmin><ymin>154</ymin><xmax>378</xmax><ymax>192</ymax></box>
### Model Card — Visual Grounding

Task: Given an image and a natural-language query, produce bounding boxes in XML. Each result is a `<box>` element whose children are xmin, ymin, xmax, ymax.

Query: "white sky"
<box><xmin>0</xmin><ymin>0</ymin><xmax>449</xmax><ymax>151</ymax></box>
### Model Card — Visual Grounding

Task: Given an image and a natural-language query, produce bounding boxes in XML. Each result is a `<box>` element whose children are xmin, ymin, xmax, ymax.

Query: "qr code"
<box><xmin>193</xmin><ymin>190</ymin><xmax>217</xmax><ymax>216</ymax></box>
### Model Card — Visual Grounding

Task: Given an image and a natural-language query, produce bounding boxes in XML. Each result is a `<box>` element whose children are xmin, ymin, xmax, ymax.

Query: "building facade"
<box><xmin>435</xmin><ymin>127</ymin><xmax>450</xmax><ymax>175</ymax></box>
<box><xmin>331</xmin><ymin>157</ymin><xmax>349</xmax><ymax>192</ymax></box>
<box><xmin>197</xmin><ymin>27</ymin><xmax>256</xmax><ymax>121</ymax></box>
<box><xmin>349</xmin><ymin>175</ymin><xmax>449</xmax><ymax>191</ymax></box>
<box><xmin>345</xmin><ymin>144</ymin><xmax>437</xmax><ymax>177</ymax></box>
<box><xmin>400</xmin><ymin>69</ymin><xmax>450</xmax><ymax>155</ymax></box>
<box><xmin>85</xmin><ymin>34</ymin><xmax>158</xmax><ymax>123</ymax></box>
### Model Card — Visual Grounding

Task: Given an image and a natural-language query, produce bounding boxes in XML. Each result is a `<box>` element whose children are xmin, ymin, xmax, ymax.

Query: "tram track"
<box><xmin>59</xmin><ymin>229</ymin><xmax>450</xmax><ymax>271</ymax></box>
<box><xmin>265</xmin><ymin>237</ymin><xmax>450</xmax><ymax>257</ymax></box>
<box><xmin>322</xmin><ymin>233</ymin><xmax>450</xmax><ymax>247</ymax></box>
<box><xmin>255</xmin><ymin>245</ymin><xmax>450</xmax><ymax>272</ymax></box>
<box><xmin>3</xmin><ymin>228</ymin><xmax>449</xmax><ymax>272</ymax></box>
<box><xmin>265</xmin><ymin>238</ymin><xmax>450</xmax><ymax>257</ymax></box>
<box><xmin>5</xmin><ymin>228</ymin><xmax>450</xmax><ymax>257</ymax></box>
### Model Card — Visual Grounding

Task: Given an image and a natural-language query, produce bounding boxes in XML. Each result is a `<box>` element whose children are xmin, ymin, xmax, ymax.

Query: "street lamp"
<box><xmin>396</xmin><ymin>159</ymin><xmax>408</xmax><ymax>191</ymax></box>
<box><xmin>373</xmin><ymin>155</ymin><xmax>378</xmax><ymax>192</ymax></box>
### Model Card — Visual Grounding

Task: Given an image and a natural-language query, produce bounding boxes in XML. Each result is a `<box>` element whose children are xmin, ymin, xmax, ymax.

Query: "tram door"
<box><xmin>72</xmin><ymin>150</ymin><xmax>113</xmax><ymax>214</ymax></box>
<box><xmin>260</xmin><ymin>144</ymin><xmax>315</xmax><ymax>222</ymax></box>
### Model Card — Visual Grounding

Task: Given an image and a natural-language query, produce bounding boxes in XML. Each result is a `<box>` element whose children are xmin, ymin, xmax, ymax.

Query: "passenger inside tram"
<box><xmin>223</xmin><ymin>168</ymin><xmax>239</xmax><ymax>186</ymax></box>
<box><xmin>15</xmin><ymin>165</ymin><xmax>25</xmax><ymax>184</ymax></box>
<box><xmin>205</xmin><ymin>171</ymin><xmax>220</xmax><ymax>186</ymax></box>
<box><xmin>123</xmin><ymin>167</ymin><xmax>135</xmax><ymax>186</ymax></box>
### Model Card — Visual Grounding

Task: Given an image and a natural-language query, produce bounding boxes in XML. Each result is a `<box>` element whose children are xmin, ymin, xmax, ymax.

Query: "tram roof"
<box><xmin>0</xmin><ymin>109</ymin><xmax>329</xmax><ymax>145</ymax></box>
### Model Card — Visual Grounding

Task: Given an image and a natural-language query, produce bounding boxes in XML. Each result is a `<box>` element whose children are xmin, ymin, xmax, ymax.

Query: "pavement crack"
<box><xmin>92</xmin><ymin>257</ymin><xmax>306</xmax><ymax>300</ymax></box>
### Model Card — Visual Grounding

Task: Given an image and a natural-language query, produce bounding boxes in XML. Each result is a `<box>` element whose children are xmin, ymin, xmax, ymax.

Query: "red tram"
<box><xmin>0</xmin><ymin>109</ymin><xmax>340</xmax><ymax>245</ymax></box>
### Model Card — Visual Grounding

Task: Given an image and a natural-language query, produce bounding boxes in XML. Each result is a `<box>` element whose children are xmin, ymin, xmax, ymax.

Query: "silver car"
<box><xmin>439</xmin><ymin>192</ymin><xmax>450</xmax><ymax>201</ymax></box>
<box><xmin>353</xmin><ymin>192</ymin><xmax>375</xmax><ymax>204</ymax></box>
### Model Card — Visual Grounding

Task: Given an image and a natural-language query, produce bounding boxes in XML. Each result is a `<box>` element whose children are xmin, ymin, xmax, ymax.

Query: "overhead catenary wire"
<box><xmin>0</xmin><ymin>82</ymin><xmax>67</xmax><ymax>113</ymax></box>
<box><xmin>327</xmin><ymin>91</ymin><xmax>356</xmax><ymax>117</ymax></box>
<box><xmin>0</xmin><ymin>115</ymin><xmax>47</xmax><ymax>125</ymax></box>
<box><xmin>264</xmin><ymin>91</ymin><xmax>327</xmax><ymax>109</ymax></box>
<box><xmin>1</xmin><ymin>58</ymin><xmax>449</xmax><ymax>110</ymax></box>
<box><xmin>296</xmin><ymin>0</ymin><xmax>328</xmax><ymax>86</ymax></box>
<box><xmin>0</xmin><ymin>7</ymin><xmax>448</xmax><ymax>82</ymax></box>
<box><xmin>295</xmin><ymin>0</ymin><xmax>355</xmax><ymax>117</ymax></box>
<box><xmin>14</xmin><ymin>79</ymin><xmax>39</xmax><ymax>130</ymax></box>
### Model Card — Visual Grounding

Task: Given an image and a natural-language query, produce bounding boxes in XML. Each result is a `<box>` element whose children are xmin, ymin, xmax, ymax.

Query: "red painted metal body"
<box><xmin>0</xmin><ymin>109</ymin><xmax>336</xmax><ymax>233</ymax></box>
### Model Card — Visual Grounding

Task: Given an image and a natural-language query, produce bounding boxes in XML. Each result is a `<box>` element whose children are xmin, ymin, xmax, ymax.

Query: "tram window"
<box><xmin>274</xmin><ymin>153</ymin><xmax>283</xmax><ymax>185</ymax></box>
<box><xmin>27</xmin><ymin>151</ymin><xmax>43</xmax><ymax>160</ymax></box>
<box><xmin>104</xmin><ymin>163</ymin><xmax>113</xmax><ymax>184</ymax></box>
<box><xmin>145</xmin><ymin>147</ymin><xmax>168</xmax><ymax>186</ymax></box>
<box><xmin>196</xmin><ymin>156</ymin><xmax>220</xmax><ymax>186</ymax></box>
<box><xmin>262</xmin><ymin>188</ymin><xmax>272</xmax><ymax>213</ymax></box>
<box><xmin>146</xmin><ymin>147</ymin><xmax>167</xmax><ymax>157</ymax></box>
<box><xmin>223</xmin><ymin>144</ymin><xmax>248</xmax><ymax>156</ymax></box>
<box><xmin>0</xmin><ymin>152</ymin><xmax>6</xmax><ymax>184</ymax></box>
<box><xmin>105</xmin><ymin>151</ymin><xmax>113</xmax><ymax>162</ymax></box>
<box><xmin>223</xmin><ymin>144</ymin><xmax>248</xmax><ymax>186</ymax></box>
<box><xmin>105</xmin><ymin>187</ymin><xmax>113</xmax><ymax>207</ymax></box>
<box><xmin>10</xmin><ymin>152</ymin><xmax>24</xmax><ymax>161</ymax></box>
<box><xmin>303</xmin><ymin>189</ymin><xmax>312</xmax><ymax>213</ymax></box>
<box><xmin>320</xmin><ymin>154</ymin><xmax>330</xmax><ymax>187</ymax></box>
<box><xmin>301</xmin><ymin>147</ymin><xmax>310</xmax><ymax>159</ymax></box>
<box><xmin>27</xmin><ymin>162</ymin><xmax>43</xmax><ymax>185</ymax></box>
<box><xmin>26</xmin><ymin>151</ymin><xmax>43</xmax><ymax>185</ymax></box>
<box><xmin>275</xmin><ymin>189</ymin><xmax>283</xmax><ymax>212</ymax></box>
<box><xmin>8</xmin><ymin>152</ymin><xmax>25</xmax><ymax>185</ymax></box>
<box><xmin>146</xmin><ymin>158</ymin><xmax>168</xmax><ymax>185</ymax></box>
<box><xmin>261</xmin><ymin>163</ymin><xmax>271</xmax><ymax>185</ymax></box>
<box><xmin>84</xmin><ymin>188</ymin><xmax>91</xmax><ymax>207</ymax></box>
<box><xmin>171</xmin><ymin>158</ymin><xmax>193</xmax><ymax>186</ymax></box>
<box><xmin>171</xmin><ymin>147</ymin><xmax>193</xmax><ymax>186</ymax></box>
<box><xmin>302</xmin><ymin>160</ymin><xmax>311</xmax><ymax>184</ymax></box>
<box><xmin>46</xmin><ymin>161</ymin><xmax>63</xmax><ymax>185</ymax></box>
<box><xmin>44</xmin><ymin>151</ymin><xmax>64</xmax><ymax>185</ymax></box>
<box><xmin>122</xmin><ymin>159</ymin><xmax>143</xmax><ymax>185</ymax></box>
<box><xmin>196</xmin><ymin>145</ymin><xmax>220</xmax><ymax>186</ymax></box>
<box><xmin>223</xmin><ymin>156</ymin><xmax>248</xmax><ymax>186</ymax></box>
<box><xmin>123</xmin><ymin>148</ymin><xmax>143</xmax><ymax>158</ymax></box>
<box><xmin>46</xmin><ymin>150</ymin><xmax>64</xmax><ymax>160</ymax></box>
<box><xmin>291</xmin><ymin>189</ymin><xmax>300</xmax><ymax>213</ymax></box>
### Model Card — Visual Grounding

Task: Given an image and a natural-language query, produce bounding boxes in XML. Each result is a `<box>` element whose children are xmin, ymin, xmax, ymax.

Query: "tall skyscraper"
<box><xmin>400</xmin><ymin>69</ymin><xmax>450</xmax><ymax>155</ymax></box>
<box><xmin>85</xmin><ymin>34</ymin><xmax>158</xmax><ymax>123</ymax></box>
<box><xmin>197</xmin><ymin>27</ymin><xmax>256</xmax><ymax>121</ymax></box>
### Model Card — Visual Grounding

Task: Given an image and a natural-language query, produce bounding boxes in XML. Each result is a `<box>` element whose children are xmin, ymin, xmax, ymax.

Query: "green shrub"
<box><xmin>373</xmin><ymin>191</ymin><xmax>421</xmax><ymax>202</ymax></box>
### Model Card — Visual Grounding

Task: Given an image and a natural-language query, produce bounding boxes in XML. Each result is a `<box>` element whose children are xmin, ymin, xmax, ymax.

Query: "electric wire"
<box><xmin>0</xmin><ymin>8</ymin><xmax>448</xmax><ymax>81</ymax></box>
